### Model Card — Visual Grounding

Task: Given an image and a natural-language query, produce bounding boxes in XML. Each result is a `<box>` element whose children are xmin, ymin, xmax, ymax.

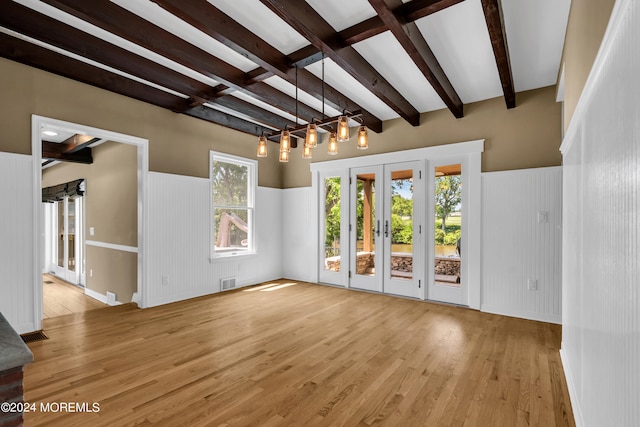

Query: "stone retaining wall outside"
<box><xmin>325</xmin><ymin>253</ymin><xmax>461</xmax><ymax>277</ymax></box>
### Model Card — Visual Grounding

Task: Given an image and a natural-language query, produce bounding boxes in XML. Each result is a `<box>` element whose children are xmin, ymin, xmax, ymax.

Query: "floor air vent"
<box><xmin>21</xmin><ymin>330</ymin><xmax>49</xmax><ymax>343</ymax></box>
<box><xmin>221</xmin><ymin>277</ymin><xmax>237</xmax><ymax>291</ymax></box>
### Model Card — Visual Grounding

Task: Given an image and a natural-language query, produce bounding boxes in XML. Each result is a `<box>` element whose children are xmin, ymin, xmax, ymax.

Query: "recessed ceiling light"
<box><xmin>42</xmin><ymin>130</ymin><xmax>58</xmax><ymax>136</ymax></box>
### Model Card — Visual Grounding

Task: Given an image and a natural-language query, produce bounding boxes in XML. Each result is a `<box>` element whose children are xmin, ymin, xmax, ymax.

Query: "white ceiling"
<box><xmin>6</xmin><ymin>0</ymin><xmax>572</xmax><ymax>128</ymax></box>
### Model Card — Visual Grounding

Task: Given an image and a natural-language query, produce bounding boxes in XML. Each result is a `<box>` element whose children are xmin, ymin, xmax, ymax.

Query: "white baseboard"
<box><xmin>560</xmin><ymin>348</ymin><xmax>584</xmax><ymax>427</ymax></box>
<box><xmin>84</xmin><ymin>287</ymin><xmax>122</xmax><ymax>306</ymax></box>
<box><xmin>480</xmin><ymin>304</ymin><xmax>561</xmax><ymax>324</ymax></box>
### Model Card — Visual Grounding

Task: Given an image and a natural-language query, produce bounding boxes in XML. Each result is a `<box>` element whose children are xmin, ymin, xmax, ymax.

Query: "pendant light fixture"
<box><xmin>357</xmin><ymin>125</ymin><xmax>368</xmax><ymax>150</ymax></box>
<box><xmin>304</xmin><ymin>123</ymin><xmax>318</xmax><ymax>148</ymax></box>
<box><xmin>279</xmin><ymin>147</ymin><xmax>290</xmax><ymax>162</ymax></box>
<box><xmin>327</xmin><ymin>132</ymin><xmax>338</xmax><ymax>155</ymax></box>
<box><xmin>302</xmin><ymin>143</ymin><xmax>312</xmax><ymax>159</ymax></box>
<box><xmin>256</xmin><ymin>53</ymin><xmax>372</xmax><ymax>159</ymax></box>
<box><xmin>257</xmin><ymin>134</ymin><xmax>268</xmax><ymax>157</ymax></box>
<box><xmin>336</xmin><ymin>115</ymin><xmax>349</xmax><ymax>142</ymax></box>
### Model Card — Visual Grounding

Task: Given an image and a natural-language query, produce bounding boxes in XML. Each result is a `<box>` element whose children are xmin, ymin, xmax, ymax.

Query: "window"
<box><xmin>210</xmin><ymin>151</ymin><xmax>256</xmax><ymax>257</ymax></box>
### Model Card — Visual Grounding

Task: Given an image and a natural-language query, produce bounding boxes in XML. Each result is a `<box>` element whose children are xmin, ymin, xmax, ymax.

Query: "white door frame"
<box><xmin>310</xmin><ymin>140</ymin><xmax>483</xmax><ymax>309</ymax></box>
<box><xmin>317</xmin><ymin>168</ymin><xmax>349</xmax><ymax>286</ymax></box>
<box><xmin>382</xmin><ymin>161</ymin><xmax>423</xmax><ymax>299</ymax></box>
<box><xmin>31</xmin><ymin>115</ymin><xmax>149</xmax><ymax>330</ymax></box>
<box><xmin>349</xmin><ymin>165</ymin><xmax>383</xmax><ymax>292</ymax></box>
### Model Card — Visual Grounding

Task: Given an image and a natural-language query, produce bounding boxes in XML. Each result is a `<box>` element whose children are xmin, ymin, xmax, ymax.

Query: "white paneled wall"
<box><xmin>147</xmin><ymin>172</ymin><xmax>281</xmax><ymax>307</ymax></box>
<box><xmin>0</xmin><ymin>152</ymin><xmax>35</xmax><ymax>333</ymax></box>
<box><xmin>481</xmin><ymin>167</ymin><xmax>563</xmax><ymax>323</ymax></box>
<box><xmin>281</xmin><ymin>187</ymin><xmax>315</xmax><ymax>282</ymax></box>
<box><xmin>560</xmin><ymin>1</ymin><xmax>640</xmax><ymax>426</ymax></box>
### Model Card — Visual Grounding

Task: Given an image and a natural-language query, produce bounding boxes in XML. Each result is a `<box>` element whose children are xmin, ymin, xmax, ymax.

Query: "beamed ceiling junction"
<box><xmin>0</xmin><ymin>0</ymin><xmax>570</xmax><ymax>153</ymax></box>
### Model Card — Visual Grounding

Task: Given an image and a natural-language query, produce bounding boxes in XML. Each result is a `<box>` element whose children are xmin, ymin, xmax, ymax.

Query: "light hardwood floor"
<box><xmin>42</xmin><ymin>274</ymin><xmax>107</xmax><ymax>318</ymax></box>
<box><xmin>24</xmin><ymin>280</ymin><xmax>574</xmax><ymax>426</ymax></box>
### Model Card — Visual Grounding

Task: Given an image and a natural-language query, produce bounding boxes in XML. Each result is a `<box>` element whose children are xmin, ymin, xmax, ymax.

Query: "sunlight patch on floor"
<box><xmin>243</xmin><ymin>282</ymin><xmax>299</xmax><ymax>292</ymax></box>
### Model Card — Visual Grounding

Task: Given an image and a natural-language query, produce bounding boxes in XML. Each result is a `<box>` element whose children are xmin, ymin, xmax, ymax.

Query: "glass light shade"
<box><xmin>302</xmin><ymin>144</ymin><xmax>312</xmax><ymax>159</ymax></box>
<box><xmin>279</xmin><ymin>148</ymin><xmax>289</xmax><ymax>162</ymax></box>
<box><xmin>256</xmin><ymin>135</ymin><xmax>268</xmax><ymax>157</ymax></box>
<box><xmin>356</xmin><ymin>125</ymin><xmax>368</xmax><ymax>150</ymax></box>
<box><xmin>327</xmin><ymin>132</ymin><xmax>338</xmax><ymax>155</ymax></box>
<box><xmin>305</xmin><ymin>123</ymin><xmax>318</xmax><ymax>148</ymax></box>
<box><xmin>280</xmin><ymin>129</ymin><xmax>291</xmax><ymax>152</ymax></box>
<box><xmin>336</xmin><ymin>115</ymin><xmax>349</xmax><ymax>142</ymax></box>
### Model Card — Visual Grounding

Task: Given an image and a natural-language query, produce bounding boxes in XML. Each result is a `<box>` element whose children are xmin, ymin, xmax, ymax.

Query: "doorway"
<box><xmin>312</xmin><ymin>141</ymin><xmax>483</xmax><ymax>309</ymax></box>
<box><xmin>45</xmin><ymin>195</ymin><xmax>85</xmax><ymax>285</ymax></box>
<box><xmin>31</xmin><ymin>115</ymin><xmax>149</xmax><ymax>331</ymax></box>
<box><xmin>349</xmin><ymin>162</ymin><xmax>423</xmax><ymax>298</ymax></box>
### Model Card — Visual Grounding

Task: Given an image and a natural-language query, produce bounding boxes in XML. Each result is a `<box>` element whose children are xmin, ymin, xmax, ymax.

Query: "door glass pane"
<box><xmin>434</xmin><ymin>164</ymin><xmax>462</xmax><ymax>287</ymax></box>
<box><xmin>67</xmin><ymin>198</ymin><xmax>76</xmax><ymax>272</ymax></box>
<box><xmin>57</xmin><ymin>201</ymin><xmax>64</xmax><ymax>268</ymax></box>
<box><xmin>323</xmin><ymin>177</ymin><xmax>341</xmax><ymax>272</ymax></box>
<box><xmin>355</xmin><ymin>173</ymin><xmax>376</xmax><ymax>276</ymax></box>
<box><xmin>390</xmin><ymin>170</ymin><xmax>413</xmax><ymax>280</ymax></box>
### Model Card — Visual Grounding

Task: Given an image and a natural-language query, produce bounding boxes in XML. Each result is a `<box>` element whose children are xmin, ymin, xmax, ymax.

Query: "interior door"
<box><xmin>349</xmin><ymin>166</ymin><xmax>383</xmax><ymax>292</ymax></box>
<box><xmin>382</xmin><ymin>162</ymin><xmax>423</xmax><ymax>298</ymax></box>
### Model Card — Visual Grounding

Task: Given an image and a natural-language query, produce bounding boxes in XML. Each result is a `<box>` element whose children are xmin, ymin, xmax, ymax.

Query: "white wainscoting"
<box><xmin>481</xmin><ymin>167</ymin><xmax>563</xmax><ymax>324</ymax></box>
<box><xmin>147</xmin><ymin>172</ymin><xmax>282</xmax><ymax>307</ymax></box>
<box><xmin>560</xmin><ymin>1</ymin><xmax>640</xmax><ymax>426</ymax></box>
<box><xmin>281</xmin><ymin>187</ymin><xmax>315</xmax><ymax>282</ymax></box>
<box><xmin>0</xmin><ymin>152</ymin><xmax>35</xmax><ymax>333</ymax></box>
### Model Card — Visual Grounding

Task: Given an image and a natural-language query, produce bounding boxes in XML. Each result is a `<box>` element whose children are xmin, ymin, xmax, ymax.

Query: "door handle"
<box><xmin>384</xmin><ymin>220</ymin><xmax>389</xmax><ymax>238</ymax></box>
<box><xmin>376</xmin><ymin>220</ymin><xmax>380</xmax><ymax>237</ymax></box>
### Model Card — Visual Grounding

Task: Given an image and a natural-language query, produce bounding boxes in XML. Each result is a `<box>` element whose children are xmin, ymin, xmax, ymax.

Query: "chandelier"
<box><xmin>257</xmin><ymin>56</ymin><xmax>369</xmax><ymax>162</ymax></box>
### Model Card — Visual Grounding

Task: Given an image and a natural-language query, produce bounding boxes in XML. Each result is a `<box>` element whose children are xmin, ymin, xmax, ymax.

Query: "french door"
<box><xmin>51</xmin><ymin>196</ymin><xmax>84</xmax><ymax>285</ymax></box>
<box><xmin>428</xmin><ymin>160</ymin><xmax>466</xmax><ymax>305</ymax></box>
<box><xmin>349</xmin><ymin>162</ymin><xmax>423</xmax><ymax>298</ymax></box>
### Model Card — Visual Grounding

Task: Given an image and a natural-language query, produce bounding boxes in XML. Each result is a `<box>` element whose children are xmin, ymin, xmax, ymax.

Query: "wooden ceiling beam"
<box><xmin>0</xmin><ymin>33</ymin><xmax>285</xmax><ymax>140</ymax></box>
<box><xmin>397</xmin><ymin>0</ymin><xmax>466</xmax><ymax>23</ymax></box>
<box><xmin>480</xmin><ymin>0</ymin><xmax>516</xmax><ymax>108</ymax></box>
<box><xmin>38</xmin><ymin>0</ymin><xmax>322</xmax><ymax>128</ymax></box>
<box><xmin>152</xmin><ymin>0</ymin><xmax>382</xmax><ymax>133</ymax></box>
<box><xmin>42</xmin><ymin>141</ymin><xmax>93</xmax><ymax>164</ymax></box>
<box><xmin>60</xmin><ymin>135</ymin><xmax>99</xmax><ymax>154</ymax></box>
<box><xmin>1</xmin><ymin>1</ymin><xmax>217</xmax><ymax>98</ymax></box>
<box><xmin>368</xmin><ymin>0</ymin><xmax>463</xmax><ymax>118</ymax></box>
<box><xmin>260</xmin><ymin>0</ymin><xmax>420</xmax><ymax>126</ymax></box>
<box><xmin>184</xmin><ymin>106</ymin><xmax>296</xmax><ymax>146</ymax></box>
<box><xmin>0</xmin><ymin>33</ymin><xmax>186</xmax><ymax>111</ymax></box>
<box><xmin>288</xmin><ymin>0</ymin><xmax>466</xmax><ymax>67</ymax></box>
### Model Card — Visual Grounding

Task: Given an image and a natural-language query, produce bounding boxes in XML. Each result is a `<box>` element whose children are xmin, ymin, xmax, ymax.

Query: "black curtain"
<box><xmin>42</xmin><ymin>179</ymin><xmax>84</xmax><ymax>203</ymax></box>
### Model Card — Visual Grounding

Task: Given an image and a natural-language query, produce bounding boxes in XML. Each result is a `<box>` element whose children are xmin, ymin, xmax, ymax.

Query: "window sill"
<box><xmin>209</xmin><ymin>252</ymin><xmax>258</xmax><ymax>263</ymax></box>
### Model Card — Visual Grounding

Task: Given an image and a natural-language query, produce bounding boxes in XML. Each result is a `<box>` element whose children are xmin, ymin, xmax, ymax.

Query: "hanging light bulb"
<box><xmin>302</xmin><ymin>143</ymin><xmax>312</xmax><ymax>159</ymax></box>
<box><xmin>280</xmin><ymin>129</ymin><xmax>291</xmax><ymax>152</ymax></box>
<box><xmin>336</xmin><ymin>115</ymin><xmax>349</xmax><ymax>142</ymax></box>
<box><xmin>257</xmin><ymin>135</ymin><xmax>268</xmax><ymax>157</ymax></box>
<box><xmin>279</xmin><ymin>148</ymin><xmax>289</xmax><ymax>162</ymax></box>
<box><xmin>305</xmin><ymin>123</ymin><xmax>318</xmax><ymax>148</ymax></box>
<box><xmin>356</xmin><ymin>125</ymin><xmax>368</xmax><ymax>150</ymax></box>
<box><xmin>328</xmin><ymin>132</ymin><xmax>338</xmax><ymax>155</ymax></box>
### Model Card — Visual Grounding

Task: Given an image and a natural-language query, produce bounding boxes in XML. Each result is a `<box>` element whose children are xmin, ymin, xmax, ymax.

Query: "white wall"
<box><xmin>560</xmin><ymin>0</ymin><xmax>640</xmax><ymax>426</ymax></box>
<box><xmin>283</xmin><ymin>163</ymin><xmax>563</xmax><ymax>324</ymax></box>
<box><xmin>146</xmin><ymin>172</ymin><xmax>282</xmax><ymax>307</ymax></box>
<box><xmin>0</xmin><ymin>152</ymin><xmax>36</xmax><ymax>333</ymax></box>
<box><xmin>281</xmin><ymin>187</ymin><xmax>315</xmax><ymax>282</ymax></box>
<box><xmin>481</xmin><ymin>167</ymin><xmax>563</xmax><ymax>323</ymax></box>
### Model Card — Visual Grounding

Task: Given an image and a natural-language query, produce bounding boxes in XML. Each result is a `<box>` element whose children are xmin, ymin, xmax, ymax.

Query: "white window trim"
<box><xmin>210</xmin><ymin>151</ymin><xmax>257</xmax><ymax>260</ymax></box>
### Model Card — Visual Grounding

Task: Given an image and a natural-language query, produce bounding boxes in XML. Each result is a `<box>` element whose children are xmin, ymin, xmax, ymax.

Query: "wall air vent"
<box><xmin>221</xmin><ymin>277</ymin><xmax>237</xmax><ymax>291</ymax></box>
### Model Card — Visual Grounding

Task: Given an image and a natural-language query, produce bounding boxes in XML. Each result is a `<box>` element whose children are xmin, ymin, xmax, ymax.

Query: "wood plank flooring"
<box><xmin>42</xmin><ymin>274</ymin><xmax>107</xmax><ymax>318</ymax></box>
<box><xmin>24</xmin><ymin>280</ymin><xmax>575</xmax><ymax>426</ymax></box>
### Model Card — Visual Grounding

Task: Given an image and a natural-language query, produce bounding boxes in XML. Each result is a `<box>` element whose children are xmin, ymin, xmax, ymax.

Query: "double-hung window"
<box><xmin>210</xmin><ymin>151</ymin><xmax>256</xmax><ymax>257</ymax></box>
